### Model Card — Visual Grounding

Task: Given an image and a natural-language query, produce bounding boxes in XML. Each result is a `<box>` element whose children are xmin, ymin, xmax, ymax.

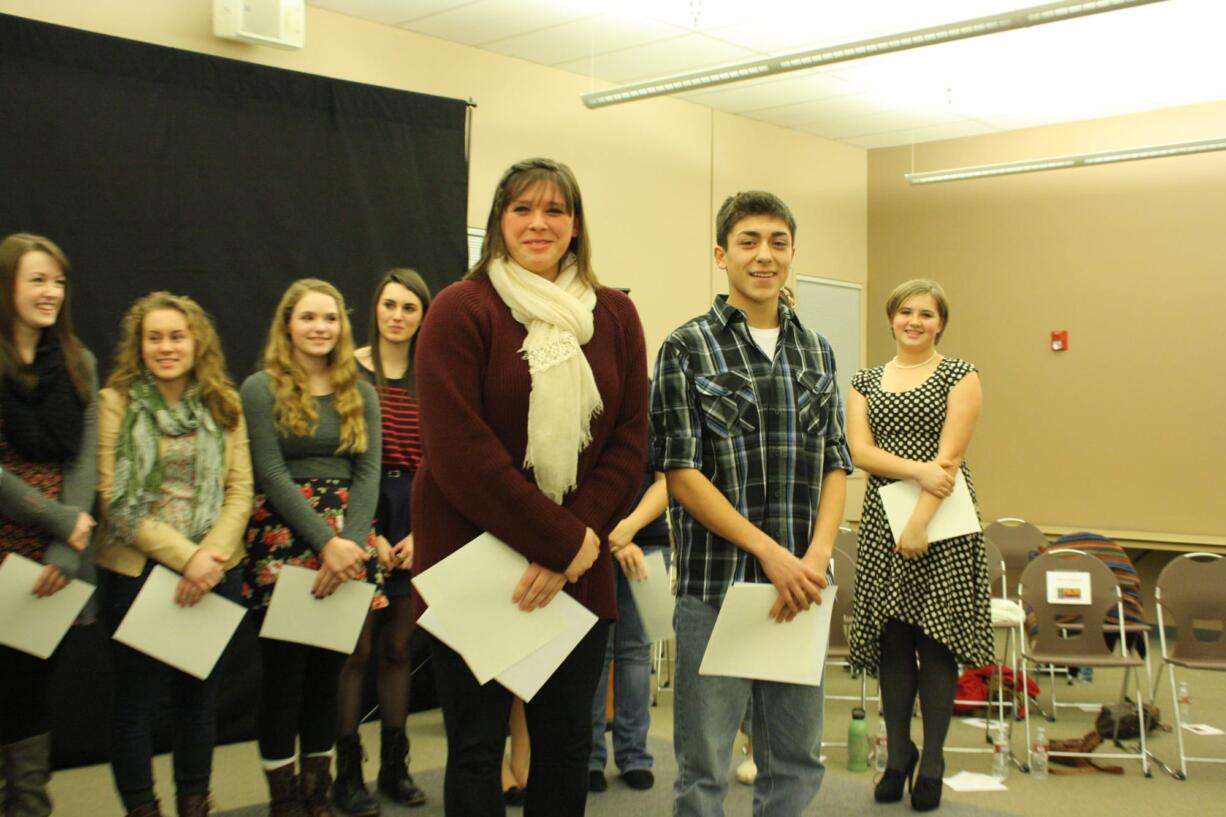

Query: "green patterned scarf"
<box><xmin>109</xmin><ymin>371</ymin><xmax>225</xmax><ymax>542</ymax></box>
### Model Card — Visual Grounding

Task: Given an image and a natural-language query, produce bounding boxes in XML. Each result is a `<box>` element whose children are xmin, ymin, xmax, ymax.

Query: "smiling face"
<box><xmin>715</xmin><ymin>214</ymin><xmax>795</xmax><ymax>313</ymax></box>
<box><xmin>890</xmin><ymin>293</ymin><xmax>945</xmax><ymax>353</ymax></box>
<box><xmin>499</xmin><ymin>182</ymin><xmax>578</xmax><ymax>280</ymax></box>
<box><xmin>375</xmin><ymin>280</ymin><xmax>423</xmax><ymax>345</ymax></box>
<box><xmin>11</xmin><ymin>250</ymin><xmax>66</xmax><ymax>333</ymax></box>
<box><xmin>141</xmin><ymin>308</ymin><xmax>196</xmax><ymax>388</ymax></box>
<box><xmin>288</xmin><ymin>291</ymin><xmax>340</xmax><ymax>363</ymax></box>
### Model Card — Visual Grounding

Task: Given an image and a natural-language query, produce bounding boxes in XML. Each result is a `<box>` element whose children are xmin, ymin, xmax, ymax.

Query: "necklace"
<box><xmin>890</xmin><ymin>351</ymin><xmax>938</xmax><ymax>369</ymax></box>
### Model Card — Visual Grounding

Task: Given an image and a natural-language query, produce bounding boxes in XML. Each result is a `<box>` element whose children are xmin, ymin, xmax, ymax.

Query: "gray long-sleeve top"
<box><xmin>0</xmin><ymin>350</ymin><xmax>97</xmax><ymax>578</ymax></box>
<box><xmin>240</xmin><ymin>371</ymin><xmax>381</xmax><ymax>550</ymax></box>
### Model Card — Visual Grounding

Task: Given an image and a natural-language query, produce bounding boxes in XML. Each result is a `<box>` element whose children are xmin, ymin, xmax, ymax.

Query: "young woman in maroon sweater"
<box><xmin>412</xmin><ymin>157</ymin><xmax>648</xmax><ymax>816</ymax></box>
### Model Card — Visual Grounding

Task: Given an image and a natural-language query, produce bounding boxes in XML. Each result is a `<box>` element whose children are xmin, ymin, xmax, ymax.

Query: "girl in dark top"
<box><xmin>333</xmin><ymin>269</ymin><xmax>431</xmax><ymax>815</ymax></box>
<box><xmin>0</xmin><ymin>233</ymin><xmax>97</xmax><ymax>817</ymax></box>
<box><xmin>413</xmin><ymin>158</ymin><xmax>648</xmax><ymax>816</ymax></box>
<box><xmin>240</xmin><ymin>279</ymin><xmax>382</xmax><ymax>817</ymax></box>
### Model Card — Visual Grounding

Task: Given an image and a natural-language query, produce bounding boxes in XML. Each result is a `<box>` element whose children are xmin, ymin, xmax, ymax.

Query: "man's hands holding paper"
<box><xmin>760</xmin><ymin>544</ymin><xmax>827</xmax><ymax>624</ymax></box>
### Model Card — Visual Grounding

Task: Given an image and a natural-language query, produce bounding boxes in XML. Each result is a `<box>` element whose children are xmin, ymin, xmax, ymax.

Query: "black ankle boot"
<box><xmin>911</xmin><ymin>759</ymin><xmax>945</xmax><ymax>812</ymax></box>
<box><xmin>874</xmin><ymin>741</ymin><xmax>919</xmax><ymax>803</ymax></box>
<box><xmin>378</xmin><ymin>727</ymin><xmax>427</xmax><ymax>807</ymax></box>
<box><xmin>331</xmin><ymin>735</ymin><xmax>380</xmax><ymax>816</ymax></box>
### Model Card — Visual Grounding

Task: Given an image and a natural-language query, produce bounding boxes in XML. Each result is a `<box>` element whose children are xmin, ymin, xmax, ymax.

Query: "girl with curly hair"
<box><xmin>95</xmin><ymin>291</ymin><xmax>253</xmax><ymax>817</ymax></box>
<box><xmin>240</xmin><ymin>279</ymin><xmax>382</xmax><ymax>817</ymax></box>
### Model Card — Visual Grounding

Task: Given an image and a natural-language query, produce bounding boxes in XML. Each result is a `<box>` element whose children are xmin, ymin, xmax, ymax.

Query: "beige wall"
<box><xmin>868</xmin><ymin>101</ymin><xmax>1226</xmax><ymax>537</ymax></box>
<box><xmin>0</xmin><ymin>0</ymin><xmax>866</xmax><ymax>367</ymax></box>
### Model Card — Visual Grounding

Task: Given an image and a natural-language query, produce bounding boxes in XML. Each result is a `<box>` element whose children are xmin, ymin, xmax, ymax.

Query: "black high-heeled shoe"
<box><xmin>910</xmin><ymin>759</ymin><xmax>945</xmax><ymax>812</ymax></box>
<box><xmin>874</xmin><ymin>742</ymin><xmax>919</xmax><ymax>803</ymax></box>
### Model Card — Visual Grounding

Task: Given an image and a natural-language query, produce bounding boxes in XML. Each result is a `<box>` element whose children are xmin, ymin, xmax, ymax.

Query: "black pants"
<box><xmin>0</xmin><ymin>644</ymin><xmax>59</xmax><ymax>745</ymax></box>
<box><xmin>252</xmin><ymin>610</ymin><xmax>349</xmax><ymax>761</ymax></box>
<box><xmin>102</xmin><ymin>566</ymin><xmax>243</xmax><ymax>810</ymax></box>
<box><xmin>430</xmin><ymin>620</ymin><xmax>609</xmax><ymax>817</ymax></box>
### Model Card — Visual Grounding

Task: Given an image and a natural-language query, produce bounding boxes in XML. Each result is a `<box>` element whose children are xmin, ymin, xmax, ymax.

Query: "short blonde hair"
<box><xmin>885</xmin><ymin>278</ymin><xmax>949</xmax><ymax>343</ymax></box>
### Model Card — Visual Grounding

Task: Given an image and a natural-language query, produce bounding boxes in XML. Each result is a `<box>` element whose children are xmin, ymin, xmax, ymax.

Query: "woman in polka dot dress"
<box><xmin>846</xmin><ymin>278</ymin><xmax>992</xmax><ymax>812</ymax></box>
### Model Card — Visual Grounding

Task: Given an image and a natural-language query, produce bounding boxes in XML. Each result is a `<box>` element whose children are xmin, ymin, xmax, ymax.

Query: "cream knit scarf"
<box><xmin>488</xmin><ymin>254</ymin><xmax>602</xmax><ymax>503</ymax></box>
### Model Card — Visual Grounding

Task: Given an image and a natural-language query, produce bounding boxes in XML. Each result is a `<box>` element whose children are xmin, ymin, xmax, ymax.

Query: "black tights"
<box><xmin>337</xmin><ymin>595</ymin><xmax>416</xmax><ymax>736</ymax></box>
<box><xmin>0</xmin><ymin>645</ymin><xmax>58</xmax><ymax>744</ymax></box>
<box><xmin>878</xmin><ymin>619</ymin><xmax>958</xmax><ymax>778</ymax></box>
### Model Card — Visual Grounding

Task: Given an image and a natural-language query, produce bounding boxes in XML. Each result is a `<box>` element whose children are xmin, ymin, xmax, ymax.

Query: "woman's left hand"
<box><xmin>391</xmin><ymin>533</ymin><xmax>414</xmax><ymax>570</ymax></box>
<box><xmin>895</xmin><ymin>522</ymin><xmax>929</xmax><ymax>559</ymax></box>
<box><xmin>512</xmin><ymin>562</ymin><xmax>567</xmax><ymax>611</ymax></box>
<box><xmin>374</xmin><ymin>535</ymin><xmax>395</xmax><ymax>572</ymax></box>
<box><xmin>613</xmin><ymin>542</ymin><xmax>648</xmax><ymax>581</ymax></box>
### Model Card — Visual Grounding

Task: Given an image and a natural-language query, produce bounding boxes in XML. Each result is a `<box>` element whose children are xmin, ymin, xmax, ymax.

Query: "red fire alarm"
<box><xmin>1051</xmin><ymin>330</ymin><xmax>1069</xmax><ymax>351</ymax></box>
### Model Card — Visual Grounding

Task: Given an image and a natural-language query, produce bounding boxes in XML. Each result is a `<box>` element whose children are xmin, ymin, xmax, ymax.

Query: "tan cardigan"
<box><xmin>94</xmin><ymin>387</ymin><xmax>253</xmax><ymax>577</ymax></box>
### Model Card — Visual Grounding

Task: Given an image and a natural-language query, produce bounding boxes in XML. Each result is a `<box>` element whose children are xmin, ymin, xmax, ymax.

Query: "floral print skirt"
<box><xmin>241</xmin><ymin>477</ymin><xmax>386</xmax><ymax>612</ymax></box>
<box><xmin>0</xmin><ymin>438</ymin><xmax>63</xmax><ymax>565</ymax></box>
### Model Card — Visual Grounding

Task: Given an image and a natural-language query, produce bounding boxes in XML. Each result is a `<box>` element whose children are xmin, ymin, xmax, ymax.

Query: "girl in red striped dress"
<box><xmin>333</xmin><ymin>269</ymin><xmax>432</xmax><ymax>815</ymax></box>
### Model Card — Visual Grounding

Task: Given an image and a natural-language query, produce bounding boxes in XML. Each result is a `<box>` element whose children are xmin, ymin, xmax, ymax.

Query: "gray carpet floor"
<box><xmin>216</xmin><ymin>737</ymin><xmax>1015</xmax><ymax>816</ymax></box>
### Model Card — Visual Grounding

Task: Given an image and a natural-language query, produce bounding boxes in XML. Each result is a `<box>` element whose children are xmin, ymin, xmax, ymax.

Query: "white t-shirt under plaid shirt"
<box><xmin>649</xmin><ymin>295</ymin><xmax>853</xmax><ymax>606</ymax></box>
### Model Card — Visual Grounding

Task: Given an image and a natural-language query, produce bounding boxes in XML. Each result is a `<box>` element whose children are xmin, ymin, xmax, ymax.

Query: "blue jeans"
<box><xmin>673</xmin><ymin>594</ymin><xmax>825</xmax><ymax>817</ymax></box>
<box><xmin>589</xmin><ymin>546</ymin><xmax>669</xmax><ymax>774</ymax></box>
<box><xmin>103</xmin><ymin>565</ymin><xmax>244</xmax><ymax>810</ymax></box>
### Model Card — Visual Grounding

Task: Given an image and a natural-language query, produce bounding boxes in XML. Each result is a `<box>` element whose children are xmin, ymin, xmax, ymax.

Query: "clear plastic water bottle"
<box><xmin>847</xmin><ymin>707</ymin><xmax>869</xmax><ymax>771</ymax></box>
<box><xmin>1178</xmin><ymin>681</ymin><xmax>1191</xmax><ymax>723</ymax></box>
<box><xmin>1030</xmin><ymin>726</ymin><xmax>1049</xmax><ymax>780</ymax></box>
<box><xmin>991</xmin><ymin>724</ymin><xmax>1010</xmax><ymax>781</ymax></box>
<box><xmin>874</xmin><ymin>720</ymin><xmax>888</xmax><ymax>773</ymax></box>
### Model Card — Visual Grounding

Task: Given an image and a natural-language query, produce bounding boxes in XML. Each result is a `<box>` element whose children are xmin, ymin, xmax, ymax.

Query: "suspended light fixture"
<box><xmin>580</xmin><ymin>0</ymin><xmax>1167</xmax><ymax>109</ymax></box>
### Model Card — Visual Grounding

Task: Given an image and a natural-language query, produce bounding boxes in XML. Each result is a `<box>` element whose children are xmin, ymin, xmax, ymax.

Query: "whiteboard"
<box><xmin>794</xmin><ymin>276</ymin><xmax>862</xmax><ymax>405</ymax></box>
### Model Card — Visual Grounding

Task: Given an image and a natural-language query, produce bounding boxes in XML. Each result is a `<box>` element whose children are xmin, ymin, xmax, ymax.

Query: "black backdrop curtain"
<box><xmin>0</xmin><ymin>14</ymin><xmax>467</xmax><ymax>768</ymax></box>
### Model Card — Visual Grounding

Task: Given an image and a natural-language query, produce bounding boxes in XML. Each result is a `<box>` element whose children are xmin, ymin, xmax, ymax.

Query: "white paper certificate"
<box><xmin>259</xmin><ymin>564</ymin><xmax>374</xmax><ymax>653</ymax></box>
<box><xmin>419</xmin><ymin>595</ymin><xmax>597</xmax><ymax>702</ymax></box>
<box><xmin>1046</xmin><ymin>570</ymin><xmax>1092</xmax><ymax>605</ymax></box>
<box><xmin>0</xmin><ymin>553</ymin><xmax>94</xmax><ymax>659</ymax></box>
<box><xmin>112</xmin><ymin>565</ymin><xmax>246</xmax><ymax>679</ymax></box>
<box><xmin>626</xmin><ymin>549</ymin><xmax>675</xmax><ymax>643</ymax></box>
<box><xmin>411</xmin><ymin>532</ymin><xmax>570</xmax><ymax>684</ymax></box>
<box><xmin>699</xmin><ymin>583</ymin><xmax>838</xmax><ymax>686</ymax></box>
<box><xmin>878</xmin><ymin>470</ymin><xmax>980</xmax><ymax>545</ymax></box>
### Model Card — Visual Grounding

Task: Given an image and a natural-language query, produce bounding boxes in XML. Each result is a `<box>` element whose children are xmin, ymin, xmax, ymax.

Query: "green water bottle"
<box><xmin>847</xmin><ymin>707</ymin><xmax>869</xmax><ymax>771</ymax></box>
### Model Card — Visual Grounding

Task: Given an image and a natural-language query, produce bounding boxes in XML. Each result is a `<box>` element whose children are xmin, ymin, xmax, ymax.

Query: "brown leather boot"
<box><xmin>126</xmin><ymin>801</ymin><xmax>163</xmax><ymax>817</ymax></box>
<box><xmin>175</xmin><ymin>792</ymin><xmax>211</xmax><ymax>817</ymax></box>
<box><xmin>299</xmin><ymin>755</ymin><xmax>337</xmax><ymax>817</ymax></box>
<box><xmin>264</xmin><ymin>763</ymin><xmax>306</xmax><ymax>817</ymax></box>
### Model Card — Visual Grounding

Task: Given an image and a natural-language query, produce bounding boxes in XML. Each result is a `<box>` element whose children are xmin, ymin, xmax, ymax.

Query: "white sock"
<box><xmin>261</xmin><ymin>755</ymin><xmax>296</xmax><ymax>771</ymax></box>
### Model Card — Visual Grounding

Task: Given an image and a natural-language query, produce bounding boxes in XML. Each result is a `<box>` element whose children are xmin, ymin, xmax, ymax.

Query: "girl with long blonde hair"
<box><xmin>0</xmin><ymin>232</ymin><xmax>97</xmax><ymax>817</ymax></box>
<box><xmin>95</xmin><ymin>291</ymin><xmax>252</xmax><ymax>817</ymax></box>
<box><xmin>240</xmin><ymin>279</ymin><xmax>382</xmax><ymax>817</ymax></box>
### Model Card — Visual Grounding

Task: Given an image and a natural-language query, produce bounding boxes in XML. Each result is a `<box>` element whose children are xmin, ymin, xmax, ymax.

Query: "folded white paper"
<box><xmin>411</xmin><ymin>532</ymin><xmax>570</xmax><ymax>684</ymax></box>
<box><xmin>943</xmin><ymin>770</ymin><xmax>1007</xmax><ymax>792</ymax></box>
<box><xmin>626</xmin><ymin>549</ymin><xmax>674</xmax><ymax>643</ymax></box>
<box><xmin>878</xmin><ymin>470</ymin><xmax>980</xmax><ymax>545</ymax></box>
<box><xmin>0</xmin><ymin>553</ymin><xmax>94</xmax><ymax>659</ymax></box>
<box><xmin>1183</xmin><ymin>723</ymin><xmax>1224</xmax><ymax>736</ymax></box>
<box><xmin>699</xmin><ymin>583</ymin><xmax>837</xmax><ymax>686</ymax></box>
<box><xmin>112</xmin><ymin>565</ymin><xmax>246</xmax><ymax>679</ymax></box>
<box><xmin>419</xmin><ymin>596</ymin><xmax>597</xmax><ymax>702</ymax></box>
<box><xmin>259</xmin><ymin>565</ymin><xmax>374</xmax><ymax>653</ymax></box>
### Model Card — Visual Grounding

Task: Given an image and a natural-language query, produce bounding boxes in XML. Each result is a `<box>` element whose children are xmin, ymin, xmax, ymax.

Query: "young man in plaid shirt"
<box><xmin>650</xmin><ymin>191</ymin><xmax>851</xmax><ymax>816</ymax></box>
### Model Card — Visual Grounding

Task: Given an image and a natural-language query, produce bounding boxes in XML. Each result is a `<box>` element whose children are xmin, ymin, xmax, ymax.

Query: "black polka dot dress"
<box><xmin>848</xmin><ymin>357</ymin><xmax>994</xmax><ymax>674</ymax></box>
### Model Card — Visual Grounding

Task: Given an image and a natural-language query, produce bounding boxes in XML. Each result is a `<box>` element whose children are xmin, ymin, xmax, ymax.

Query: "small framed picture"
<box><xmin>1046</xmin><ymin>571</ymin><xmax>1091</xmax><ymax>605</ymax></box>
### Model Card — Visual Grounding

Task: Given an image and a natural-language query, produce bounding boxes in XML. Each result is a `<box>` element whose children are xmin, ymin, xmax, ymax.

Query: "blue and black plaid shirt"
<box><xmin>650</xmin><ymin>295</ymin><xmax>853</xmax><ymax>605</ymax></box>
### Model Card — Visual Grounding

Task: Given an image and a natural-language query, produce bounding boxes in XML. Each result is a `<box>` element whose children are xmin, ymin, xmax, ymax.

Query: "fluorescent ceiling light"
<box><xmin>905</xmin><ymin>137</ymin><xmax>1226</xmax><ymax>184</ymax></box>
<box><xmin>580</xmin><ymin>0</ymin><xmax>1167</xmax><ymax>109</ymax></box>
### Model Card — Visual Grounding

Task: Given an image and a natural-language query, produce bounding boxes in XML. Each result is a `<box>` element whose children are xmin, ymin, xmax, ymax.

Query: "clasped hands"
<box><xmin>762</xmin><ymin>545</ymin><xmax>829</xmax><ymax>624</ymax></box>
<box><xmin>511</xmin><ymin>527</ymin><xmax>600</xmax><ymax>612</ymax></box>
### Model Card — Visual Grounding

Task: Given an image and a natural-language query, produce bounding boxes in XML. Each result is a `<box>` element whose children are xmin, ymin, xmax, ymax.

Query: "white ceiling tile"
<box><xmin>553</xmin><ymin>33</ymin><xmax>758</xmax><ymax>84</ymax></box>
<box><xmin>482</xmin><ymin>13</ymin><xmax>687</xmax><ymax>66</ymax></box>
<box><xmin>308</xmin><ymin>0</ymin><xmax>472</xmax><ymax>25</ymax></box>
<box><xmin>839</xmin><ymin>119</ymin><xmax>998</xmax><ymax>150</ymax></box>
<box><xmin>396</xmin><ymin>0</ymin><xmax>593</xmax><ymax>46</ymax></box>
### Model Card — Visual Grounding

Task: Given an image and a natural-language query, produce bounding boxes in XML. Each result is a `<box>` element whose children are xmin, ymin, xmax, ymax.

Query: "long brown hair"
<box><xmin>466</xmin><ymin>157</ymin><xmax>599</xmax><ymax>288</ymax></box>
<box><xmin>261</xmin><ymin>279</ymin><xmax>367</xmax><ymax>453</ymax></box>
<box><xmin>365</xmin><ymin>268</ymin><xmax>432</xmax><ymax>393</ymax></box>
<box><xmin>106</xmin><ymin>291</ymin><xmax>242</xmax><ymax>430</ymax></box>
<box><xmin>0</xmin><ymin>233</ymin><xmax>91</xmax><ymax>401</ymax></box>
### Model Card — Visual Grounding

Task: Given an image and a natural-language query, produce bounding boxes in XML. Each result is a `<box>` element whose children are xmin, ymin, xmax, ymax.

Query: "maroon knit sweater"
<box><xmin>411</xmin><ymin>276</ymin><xmax>648</xmax><ymax>620</ymax></box>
